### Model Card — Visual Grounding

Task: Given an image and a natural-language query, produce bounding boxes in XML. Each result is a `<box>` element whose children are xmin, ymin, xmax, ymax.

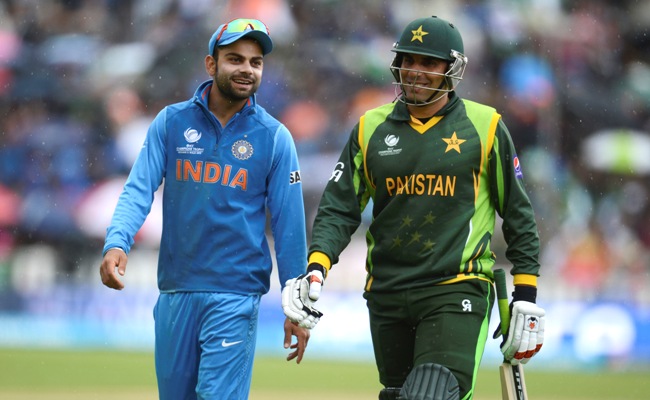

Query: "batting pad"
<box><xmin>398</xmin><ymin>363</ymin><xmax>460</xmax><ymax>400</ymax></box>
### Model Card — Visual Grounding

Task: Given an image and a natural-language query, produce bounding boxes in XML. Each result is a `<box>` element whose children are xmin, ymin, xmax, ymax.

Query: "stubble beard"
<box><xmin>403</xmin><ymin>85</ymin><xmax>432</xmax><ymax>105</ymax></box>
<box><xmin>215</xmin><ymin>73</ymin><xmax>259</xmax><ymax>102</ymax></box>
<box><xmin>401</xmin><ymin>75</ymin><xmax>448</xmax><ymax>106</ymax></box>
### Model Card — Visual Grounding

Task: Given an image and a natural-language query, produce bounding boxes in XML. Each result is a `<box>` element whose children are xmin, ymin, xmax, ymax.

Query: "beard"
<box><xmin>215</xmin><ymin>72</ymin><xmax>260</xmax><ymax>101</ymax></box>
<box><xmin>400</xmin><ymin>75</ymin><xmax>448</xmax><ymax>106</ymax></box>
<box><xmin>402</xmin><ymin>84</ymin><xmax>439</xmax><ymax>105</ymax></box>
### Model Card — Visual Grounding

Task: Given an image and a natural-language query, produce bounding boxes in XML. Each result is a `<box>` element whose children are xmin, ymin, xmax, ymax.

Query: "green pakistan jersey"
<box><xmin>309</xmin><ymin>93</ymin><xmax>540</xmax><ymax>292</ymax></box>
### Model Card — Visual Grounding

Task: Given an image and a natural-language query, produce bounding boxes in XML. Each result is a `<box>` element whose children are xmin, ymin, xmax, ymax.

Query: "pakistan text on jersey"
<box><xmin>176</xmin><ymin>159</ymin><xmax>248</xmax><ymax>190</ymax></box>
<box><xmin>386</xmin><ymin>174</ymin><xmax>456</xmax><ymax>197</ymax></box>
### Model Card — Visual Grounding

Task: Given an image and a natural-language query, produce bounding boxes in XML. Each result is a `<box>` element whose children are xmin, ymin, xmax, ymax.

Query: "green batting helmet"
<box><xmin>392</xmin><ymin>15</ymin><xmax>464</xmax><ymax>60</ymax></box>
<box><xmin>390</xmin><ymin>16</ymin><xmax>468</xmax><ymax>106</ymax></box>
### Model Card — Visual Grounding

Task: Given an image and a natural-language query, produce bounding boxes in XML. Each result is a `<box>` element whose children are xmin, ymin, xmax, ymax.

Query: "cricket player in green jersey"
<box><xmin>283</xmin><ymin>16</ymin><xmax>546</xmax><ymax>400</ymax></box>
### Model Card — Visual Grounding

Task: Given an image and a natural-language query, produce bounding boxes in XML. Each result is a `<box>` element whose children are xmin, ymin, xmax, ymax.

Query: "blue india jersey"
<box><xmin>104</xmin><ymin>80</ymin><xmax>307</xmax><ymax>294</ymax></box>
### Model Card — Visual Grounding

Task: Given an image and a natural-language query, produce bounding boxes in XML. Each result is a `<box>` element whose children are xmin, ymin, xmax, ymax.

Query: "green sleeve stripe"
<box><xmin>358</xmin><ymin>103</ymin><xmax>395</xmax><ymax>197</ymax></box>
<box><xmin>461</xmin><ymin>100</ymin><xmax>500</xmax><ymax>275</ymax></box>
<box><xmin>493</xmin><ymin>136</ymin><xmax>504</xmax><ymax>212</ymax></box>
<box><xmin>487</xmin><ymin>112</ymin><xmax>499</xmax><ymax>158</ymax></box>
<box><xmin>358</xmin><ymin>115</ymin><xmax>373</xmax><ymax>190</ymax></box>
<box><xmin>364</xmin><ymin>229</ymin><xmax>376</xmax><ymax>291</ymax></box>
<box><xmin>357</xmin><ymin>103</ymin><xmax>395</xmax><ymax>284</ymax></box>
<box><xmin>353</xmin><ymin>148</ymin><xmax>372</xmax><ymax>210</ymax></box>
<box><xmin>463</xmin><ymin>99</ymin><xmax>498</xmax><ymax>158</ymax></box>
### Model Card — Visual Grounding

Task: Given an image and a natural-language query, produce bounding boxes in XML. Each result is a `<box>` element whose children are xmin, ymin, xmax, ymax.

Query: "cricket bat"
<box><xmin>493</xmin><ymin>268</ymin><xmax>528</xmax><ymax>400</ymax></box>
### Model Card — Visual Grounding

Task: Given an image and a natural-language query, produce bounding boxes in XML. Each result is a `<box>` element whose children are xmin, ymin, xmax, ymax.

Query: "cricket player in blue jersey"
<box><xmin>99</xmin><ymin>18</ymin><xmax>312</xmax><ymax>399</ymax></box>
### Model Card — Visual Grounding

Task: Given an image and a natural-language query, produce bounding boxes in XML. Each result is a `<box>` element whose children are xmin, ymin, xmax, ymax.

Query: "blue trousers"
<box><xmin>153</xmin><ymin>292</ymin><xmax>260</xmax><ymax>399</ymax></box>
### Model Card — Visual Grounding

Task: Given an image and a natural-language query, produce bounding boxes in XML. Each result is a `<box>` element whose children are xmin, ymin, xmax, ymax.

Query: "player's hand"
<box><xmin>281</xmin><ymin>264</ymin><xmax>325</xmax><ymax>329</ymax></box>
<box><xmin>283</xmin><ymin>317</ymin><xmax>310</xmax><ymax>364</ymax></box>
<box><xmin>99</xmin><ymin>248</ymin><xmax>128</xmax><ymax>290</ymax></box>
<box><xmin>499</xmin><ymin>301</ymin><xmax>545</xmax><ymax>365</ymax></box>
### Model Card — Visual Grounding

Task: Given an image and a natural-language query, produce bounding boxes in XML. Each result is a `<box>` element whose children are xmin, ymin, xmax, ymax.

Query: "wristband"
<box><xmin>512</xmin><ymin>285</ymin><xmax>537</xmax><ymax>303</ymax></box>
<box><xmin>306</xmin><ymin>262</ymin><xmax>326</xmax><ymax>278</ymax></box>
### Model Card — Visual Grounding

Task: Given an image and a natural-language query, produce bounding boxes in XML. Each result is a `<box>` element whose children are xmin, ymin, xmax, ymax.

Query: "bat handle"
<box><xmin>494</xmin><ymin>268</ymin><xmax>510</xmax><ymax>335</ymax></box>
<box><xmin>495</xmin><ymin>268</ymin><xmax>527</xmax><ymax>400</ymax></box>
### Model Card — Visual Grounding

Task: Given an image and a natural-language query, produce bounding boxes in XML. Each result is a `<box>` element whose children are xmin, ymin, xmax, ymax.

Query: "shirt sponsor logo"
<box><xmin>379</xmin><ymin>134</ymin><xmax>402</xmax><ymax>156</ymax></box>
<box><xmin>232</xmin><ymin>140</ymin><xmax>254</xmax><ymax>160</ymax></box>
<box><xmin>290</xmin><ymin>170</ymin><xmax>301</xmax><ymax>184</ymax></box>
<box><xmin>513</xmin><ymin>155</ymin><xmax>523</xmax><ymax>179</ymax></box>
<box><xmin>329</xmin><ymin>162</ymin><xmax>345</xmax><ymax>182</ymax></box>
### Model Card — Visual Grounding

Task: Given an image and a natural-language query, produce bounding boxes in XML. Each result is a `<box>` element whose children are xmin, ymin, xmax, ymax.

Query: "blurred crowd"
<box><xmin>0</xmin><ymin>0</ymin><xmax>649</xmax><ymax>304</ymax></box>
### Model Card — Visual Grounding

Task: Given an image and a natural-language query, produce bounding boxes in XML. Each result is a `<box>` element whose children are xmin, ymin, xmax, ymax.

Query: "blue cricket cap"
<box><xmin>208</xmin><ymin>18</ymin><xmax>273</xmax><ymax>56</ymax></box>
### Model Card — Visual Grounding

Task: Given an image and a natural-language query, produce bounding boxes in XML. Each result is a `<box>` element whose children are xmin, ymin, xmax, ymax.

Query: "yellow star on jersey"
<box><xmin>407</xmin><ymin>231</ymin><xmax>422</xmax><ymax>246</ymax></box>
<box><xmin>419</xmin><ymin>212</ymin><xmax>436</xmax><ymax>227</ymax></box>
<box><xmin>411</xmin><ymin>25</ymin><xmax>428</xmax><ymax>42</ymax></box>
<box><xmin>399</xmin><ymin>215</ymin><xmax>413</xmax><ymax>229</ymax></box>
<box><xmin>442</xmin><ymin>132</ymin><xmax>466</xmax><ymax>153</ymax></box>
<box><xmin>420</xmin><ymin>239</ymin><xmax>436</xmax><ymax>254</ymax></box>
<box><xmin>391</xmin><ymin>235</ymin><xmax>403</xmax><ymax>249</ymax></box>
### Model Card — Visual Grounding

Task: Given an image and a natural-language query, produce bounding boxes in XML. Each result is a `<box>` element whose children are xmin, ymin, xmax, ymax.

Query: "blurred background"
<box><xmin>0</xmin><ymin>0</ymin><xmax>649</xmax><ymax>372</ymax></box>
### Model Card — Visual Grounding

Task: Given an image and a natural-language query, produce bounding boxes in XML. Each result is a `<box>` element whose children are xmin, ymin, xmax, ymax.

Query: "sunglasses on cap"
<box><xmin>209</xmin><ymin>18</ymin><xmax>273</xmax><ymax>56</ymax></box>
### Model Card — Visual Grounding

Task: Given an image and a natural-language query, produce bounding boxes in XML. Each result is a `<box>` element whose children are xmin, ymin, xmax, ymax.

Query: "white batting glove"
<box><xmin>281</xmin><ymin>265</ymin><xmax>325</xmax><ymax>329</ymax></box>
<box><xmin>500</xmin><ymin>301</ymin><xmax>545</xmax><ymax>365</ymax></box>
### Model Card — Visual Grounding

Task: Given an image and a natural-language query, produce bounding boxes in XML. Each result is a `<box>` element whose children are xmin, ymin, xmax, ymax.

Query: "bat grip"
<box><xmin>494</xmin><ymin>268</ymin><xmax>510</xmax><ymax>336</ymax></box>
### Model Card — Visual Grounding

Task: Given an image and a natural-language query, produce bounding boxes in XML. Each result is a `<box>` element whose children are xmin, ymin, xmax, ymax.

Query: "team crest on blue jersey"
<box><xmin>232</xmin><ymin>140</ymin><xmax>254</xmax><ymax>160</ymax></box>
<box><xmin>513</xmin><ymin>155</ymin><xmax>523</xmax><ymax>178</ymax></box>
<box><xmin>184</xmin><ymin>128</ymin><xmax>202</xmax><ymax>143</ymax></box>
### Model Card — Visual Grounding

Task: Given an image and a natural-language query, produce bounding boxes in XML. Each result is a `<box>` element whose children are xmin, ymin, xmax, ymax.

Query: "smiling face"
<box><xmin>398</xmin><ymin>53</ymin><xmax>450</xmax><ymax>105</ymax></box>
<box><xmin>209</xmin><ymin>38</ymin><xmax>264</xmax><ymax>102</ymax></box>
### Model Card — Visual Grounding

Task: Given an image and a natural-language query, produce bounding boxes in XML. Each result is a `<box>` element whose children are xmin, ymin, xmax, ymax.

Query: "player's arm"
<box><xmin>309</xmin><ymin>123</ymin><xmax>369</xmax><ymax>266</ymax></box>
<box><xmin>282</xmin><ymin>124</ymin><xmax>368</xmax><ymax>328</ymax></box>
<box><xmin>490</xmin><ymin>120</ymin><xmax>545</xmax><ymax>365</ymax></box>
<box><xmin>101</xmin><ymin>109</ymin><xmax>167</xmax><ymax>289</ymax></box>
<box><xmin>489</xmin><ymin>120</ymin><xmax>540</xmax><ymax>277</ymax></box>
<box><xmin>266</xmin><ymin>124</ymin><xmax>308</xmax><ymax>287</ymax></box>
<box><xmin>265</xmin><ymin>125</ymin><xmax>314</xmax><ymax>360</ymax></box>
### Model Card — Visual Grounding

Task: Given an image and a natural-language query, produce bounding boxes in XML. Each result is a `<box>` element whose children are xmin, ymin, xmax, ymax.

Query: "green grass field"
<box><xmin>0</xmin><ymin>348</ymin><xmax>648</xmax><ymax>399</ymax></box>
